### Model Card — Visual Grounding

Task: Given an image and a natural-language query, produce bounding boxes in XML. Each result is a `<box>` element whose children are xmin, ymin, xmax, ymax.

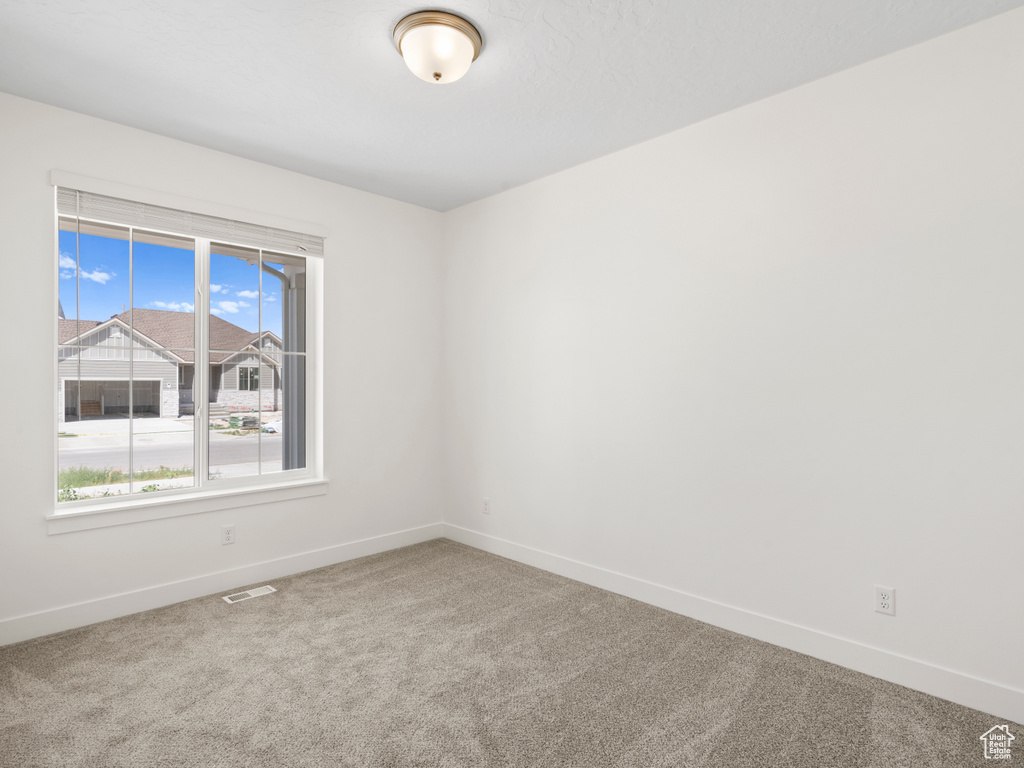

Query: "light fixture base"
<box><xmin>393</xmin><ymin>11</ymin><xmax>482</xmax><ymax>61</ymax></box>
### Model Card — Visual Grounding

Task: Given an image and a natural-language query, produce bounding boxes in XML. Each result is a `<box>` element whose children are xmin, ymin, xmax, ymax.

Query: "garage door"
<box><xmin>64</xmin><ymin>380</ymin><xmax>162</xmax><ymax>417</ymax></box>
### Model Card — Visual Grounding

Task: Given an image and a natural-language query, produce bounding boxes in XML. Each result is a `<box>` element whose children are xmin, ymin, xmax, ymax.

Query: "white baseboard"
<box><xmin>0</xmin><ymin>523</ymin><xmax>445</xmax><ymax>647</ymax></box>
<box><xmin>442</xmin><ymin>524</ymin><xmax>1024</xmax><ymax>725</ymax></box>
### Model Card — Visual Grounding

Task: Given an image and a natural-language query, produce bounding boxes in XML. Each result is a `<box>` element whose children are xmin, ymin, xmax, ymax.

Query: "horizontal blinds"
<box><xmin>56</xmin><ymin>187</ymin><xmax>323</xmax><ymax>258</ymax></box>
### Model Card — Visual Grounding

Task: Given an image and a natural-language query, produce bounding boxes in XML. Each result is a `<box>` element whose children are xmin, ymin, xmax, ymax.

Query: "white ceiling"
<box><xmin>1</xmin><ymin>1</ymin><xmax>1021</xmax><ymax>211</ymax></box>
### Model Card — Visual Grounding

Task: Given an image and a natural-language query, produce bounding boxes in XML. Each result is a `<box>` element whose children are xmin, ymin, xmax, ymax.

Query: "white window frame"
<box><xmin>48</xmin><ymin>172</ymin><xmax>326</xmax><ymax>534</ymax></box>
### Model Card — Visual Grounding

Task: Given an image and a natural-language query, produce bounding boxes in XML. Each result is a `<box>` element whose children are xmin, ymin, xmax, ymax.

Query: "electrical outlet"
<box><xmin>482</xmin><ymin>498</ymin><xmax>490</xmax><ymax>515</ymax></box>
<box><xmin>874</xmin><ymin>585</ymin><xmax>895</xmax><ymax>616</ymax></box>
<box><xmin>222</xmin><ymin>524</ymin><xmax>236</xmax><ymax>545</ymax></box>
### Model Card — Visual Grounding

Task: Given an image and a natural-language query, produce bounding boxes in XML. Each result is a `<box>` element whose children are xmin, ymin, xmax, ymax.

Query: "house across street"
<box><xmin>59</xmin><ymin>308</ymin><xmax>284</xmax><ymax>423</ymax></box>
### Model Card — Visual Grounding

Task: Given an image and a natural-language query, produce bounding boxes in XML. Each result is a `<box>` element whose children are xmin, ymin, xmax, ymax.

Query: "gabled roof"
<box><xmin>59</xmin><ymin>316</ymin><xmax>188</xmax><ymax>364</ymax></box>
<box><xmin>58</xmin><ymin>309</ymin><xmax>281</xmax><ymax>364</ymax></box>
<box><xmin>217</xmin><ymin>341</ymin><xmax>283</xmax><ymax>368</ymax></box>
<box><xmin>58</xmin><ymin>318</ymin><xmax>101</xmax><ymax>342</ymax></box>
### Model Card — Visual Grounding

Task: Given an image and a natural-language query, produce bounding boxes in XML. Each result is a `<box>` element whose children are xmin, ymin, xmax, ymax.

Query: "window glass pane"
<box><xmin>132</xmin><ymin>230</ymin><xmax>196</xmax><ymax>352</ymax></box>
<box><xmin>57</xmin><ymin>219</ymin><xmax>129</xmax><ymax>502</ymax></box>
<box><xmin>57</xmin><ymin>346</ymin><xmax>80</xmax><ymax>425</ymax></box>
<box><xmin>208</xmin><ymin>364</ymin><xmax>260</xmax><ymax>481</ymax></box>
<box><xmin>76</xmin><ymin>222</ymin><xmax>131</xmax><ymax>348</ymax></box>
<box><xmin>210</xmin><ymin>243</ymin><xmax>260</xmax><ymax>351</ymax></box>
<box><xmin>130</xmin><ymin>371</ymin><xmax>195</xmax><ymax>494</ymax></box>
<box><xmin>133</xmin><ymin>346</ymin><xmax>193</xmax><ymax>498</ymax></box>
<box><xmin>262</xmin><ymin>253</ymin><xmax>305</xmax><ymax>355</ymax></box>
<box><xmin>57</xmin><ymin>371</ymin><xmax>131</xmax><ymax>502</ymax></box>
<box><xmin>58</xmin><ymin>219</ymin><xmax>79</xmax><ymax>334</ymax></box>
<box><xmin>262</xmin><ymin>353</ymin><xmax>305</xmax><ymax>474</ymax></box>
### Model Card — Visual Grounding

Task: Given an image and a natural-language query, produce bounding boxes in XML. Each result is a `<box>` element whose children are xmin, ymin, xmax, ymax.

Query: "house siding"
<box><xmin>222</xmin><ymin>364</ymin><xmax>238</xmax><ymax>390</ymax></box>
<box><xmin>59</xmin><ymin>358</ymin><xmax>176</xmax><ymax>381</ymax></box>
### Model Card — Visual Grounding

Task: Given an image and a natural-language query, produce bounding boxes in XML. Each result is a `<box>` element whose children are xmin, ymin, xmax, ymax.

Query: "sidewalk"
<box><xmin>61</xmin><ymin>415</ymin><xmax>194</xmax><ymax>436</ymax></box>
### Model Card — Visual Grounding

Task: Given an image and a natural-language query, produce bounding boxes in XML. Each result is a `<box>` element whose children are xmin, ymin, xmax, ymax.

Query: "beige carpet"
<box><xmin>1</xmin><ymin>539</ymin><xmax>1017</xmax><ymax>767</ymax></box>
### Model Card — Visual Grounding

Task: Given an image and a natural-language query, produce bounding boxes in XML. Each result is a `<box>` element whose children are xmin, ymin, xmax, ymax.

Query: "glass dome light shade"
<box><xmin>394</xmin><ymin>11</ymin><xmax>482</xmax><ymax>85</ymax></box>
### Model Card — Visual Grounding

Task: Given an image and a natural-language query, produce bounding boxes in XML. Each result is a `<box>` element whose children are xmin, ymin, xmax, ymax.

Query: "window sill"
<box><xmin>46</xmin><ymin>477</ymin><xmax>329</xmax><ymax>534</ymax></box>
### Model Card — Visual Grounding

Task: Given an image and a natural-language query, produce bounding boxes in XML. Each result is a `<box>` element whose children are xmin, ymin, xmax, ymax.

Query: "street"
<box><xmin>59</xmin><ymin>431</ymin><xmax>283</xmax><ymax>472</ymax></box>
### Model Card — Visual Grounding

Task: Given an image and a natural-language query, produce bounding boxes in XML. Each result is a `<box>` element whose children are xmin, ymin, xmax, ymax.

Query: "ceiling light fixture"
<box><xmin>393</xmin><ymin>11</ymin><xmax>482</xmax><ymax>84</ymax></box>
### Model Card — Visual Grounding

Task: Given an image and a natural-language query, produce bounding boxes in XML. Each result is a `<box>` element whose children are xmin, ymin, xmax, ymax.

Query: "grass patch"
<box><xmin>59</xmin><ymin>465</ymin><xmax>194</xmax><ymax>489</ymax></box>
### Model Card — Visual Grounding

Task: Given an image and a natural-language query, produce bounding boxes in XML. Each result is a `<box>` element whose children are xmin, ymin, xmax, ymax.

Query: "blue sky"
<box><xmin>59</xmin><ymin>231</ymin><xmax>284</xmax><ymax>339</ymax></box>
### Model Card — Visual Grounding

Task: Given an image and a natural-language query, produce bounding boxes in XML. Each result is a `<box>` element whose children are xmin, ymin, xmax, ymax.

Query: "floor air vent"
<box><xmin>222</xmin><ymin>585</ymin><xmax>277</xmax><ymax>603</ymax></box>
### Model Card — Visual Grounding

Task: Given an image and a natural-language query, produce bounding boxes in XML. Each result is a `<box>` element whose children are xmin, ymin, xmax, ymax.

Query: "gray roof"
<box><xmin>58</xmin><ymin>318</ymin><xmax>101</xmax><ymax>343</ymax></box>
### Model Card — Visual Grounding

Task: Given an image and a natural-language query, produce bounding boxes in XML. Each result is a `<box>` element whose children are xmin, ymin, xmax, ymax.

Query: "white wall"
<box><xmin>442</xmin><ymin>10</ymin><xmax>1024</xmax><ymax>720</ymax></box>
<box><xmin>0</xmin><ymin>92</ymin><xmax>445</xmax><ymax>639</ymax></box>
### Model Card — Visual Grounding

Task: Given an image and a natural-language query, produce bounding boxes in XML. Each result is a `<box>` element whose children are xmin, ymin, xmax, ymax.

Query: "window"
<box><xmin>56</xmin><ymin>186</ymin><xmax>321</xmax><ymax>508</ymax></box>
<box><xmin>238</xmin><ymin>366</ymin><xmax>259</xmax><ymax>391</ymax></box>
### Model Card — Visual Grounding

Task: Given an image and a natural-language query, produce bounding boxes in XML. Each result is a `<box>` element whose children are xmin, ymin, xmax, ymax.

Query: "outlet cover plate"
<box><xmin>874</xmin><ymin>584</ymin><xmax>895</xmax><ymax>616</ymax></box>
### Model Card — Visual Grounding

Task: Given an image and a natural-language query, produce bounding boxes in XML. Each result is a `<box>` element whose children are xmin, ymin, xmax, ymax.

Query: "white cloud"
<box><xmin>216</xmin><ymin>300</ymin><xmax>240</xmax><ymax>314</ymax></box>
<box><xmin>60</xmin><ymin>252</ymin><xmax>114</xmax><ymax>284</ymax></box>
<box><xmin>265</xmin><ymin>295</ymin><xmax>277</xmax><ymax>302</ymax></box>
<box><xmin>237</xmin><ymin>301</ymin><xmax>251</xmax><ymax>308</ymax></box>
<box><xmin>236</xmin><ymin>290</ymin><xmax>258</xmax><ymax>299</ymax></box>
<box><xmin>151</xmin><ymin>301</ymin><xmax>194</xmax><ymax>312</ymax></box>
<box><xmin>210</xmin><ymin>307</ymin><xmax>223</xmax><ymax>316</ymax></box>
<box><xmin>210</xmin><ymin>284</ymin><xmax>228</xmax><ymax>294</ymax></box>
<box><xmin>81</xmin><ymin>269</ymin><xmax>113</xmax><ymax>285</ymax></box>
